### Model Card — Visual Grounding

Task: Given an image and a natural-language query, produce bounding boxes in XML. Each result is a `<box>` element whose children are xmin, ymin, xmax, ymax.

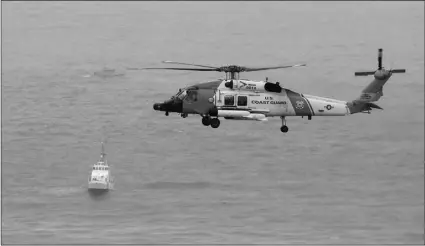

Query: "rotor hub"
<box><xmin>219</xmin><ymin>65</ymin><xmax>245</xmax><ymax>73</ymax></box>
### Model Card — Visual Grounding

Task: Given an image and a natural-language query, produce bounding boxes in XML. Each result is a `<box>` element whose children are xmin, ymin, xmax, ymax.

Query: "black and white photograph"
<box><xmin>1</xmin><ymin>1</ymin><xmax>424</xmax><ymax>244</ymax></box>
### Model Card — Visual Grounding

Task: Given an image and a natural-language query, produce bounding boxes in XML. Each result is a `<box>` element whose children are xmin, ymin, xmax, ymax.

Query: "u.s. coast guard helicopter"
<box><xmin>129</xmin><ymin>49</ymin><xmax>405</xmax><ymax>133</ymax></box>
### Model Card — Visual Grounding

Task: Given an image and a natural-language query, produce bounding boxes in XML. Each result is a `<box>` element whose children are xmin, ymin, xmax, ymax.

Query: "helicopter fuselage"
<box><xmin>148</xmin><ymin>48</ymin><xmax>404</xmax><ymax>133</ymax></box>
<box><xmin>153</xmin><ymin>79</ymin><xmax>350</xmax><ymax>121</ymax></box>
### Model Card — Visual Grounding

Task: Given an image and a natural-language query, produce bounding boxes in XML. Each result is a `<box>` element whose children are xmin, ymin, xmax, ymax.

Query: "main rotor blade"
<box><xmin>162</xmin><ymin>61</ymin><xmax>219</xmax><ymax>69</ymax></box>
<box><xmin>127</xmin><ymin>67</ymin><xmax>218</xmax><ymax>71</ymax></box>
<box><xmin>243</xmin><ymin>64</ymin><xmax>306</xmax><ymax>72</ymax></box>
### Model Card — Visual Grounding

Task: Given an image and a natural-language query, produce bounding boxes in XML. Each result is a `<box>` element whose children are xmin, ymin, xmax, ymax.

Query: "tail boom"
<box><xmin>303</xmin><ymin>95</ymin><xmax>350</xmax><ymax>116</ymax></box>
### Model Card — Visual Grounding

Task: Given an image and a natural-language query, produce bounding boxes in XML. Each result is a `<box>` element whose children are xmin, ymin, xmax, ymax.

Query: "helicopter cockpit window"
<box><xmin>224</xmin><ymin>95</ymin><xmax>235</xmax><ymax>106</ymax></box>
<box><xmin>177</xmin><ymin>90</ymin><xmax>187</xmax><ymax>100</ymax></box>
<box><xmin>184</xmin><ymin>90</ymin><xmax>198</xmax><ymax>103</ymax></box>
<box><xmin>237</xmin><ymin>96</ymin><xmax>247</xmax><ymax>106</ymax></box>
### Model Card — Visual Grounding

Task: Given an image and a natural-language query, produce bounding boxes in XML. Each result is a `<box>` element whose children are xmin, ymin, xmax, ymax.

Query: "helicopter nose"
<box><xmin>153</xmin><ymin>99</ymin><xmax>183</xmax><ymax>113</ymax></box>
<box><xmin>153</xmin><ymin>103</ymin><xmax>163</xmax><ymax>111</ymax></box>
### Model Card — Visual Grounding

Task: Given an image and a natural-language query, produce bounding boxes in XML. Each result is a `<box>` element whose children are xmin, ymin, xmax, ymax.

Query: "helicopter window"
<box><xmin>185</xmin><ymin>90</ymin><xmax>198</xmax><ymax>103</ymax></box>
<box><xmin>177</xmin><ymin>90</ymin><xmax>187</xmax><ymax>100</ymax></box>
<box><xmin>174</xmin><ymin>90</ymin><xmax>182</xmax><ymax>98</ymax></box>
<box><xmin>224</xmin><ymin>95</ymin><xmax>235</xmax><ymax>106</ymax></box>
<box><xmin>237</xmin><ymin>96</ymin><xmax>247</xmax><ymax>106</ymax></box>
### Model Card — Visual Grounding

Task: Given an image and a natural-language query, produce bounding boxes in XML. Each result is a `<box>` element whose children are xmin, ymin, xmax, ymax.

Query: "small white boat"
<box><xmin>88</xmin><ymin>142</ymin><xmax>114</xmax><ymax>191</ymax></box>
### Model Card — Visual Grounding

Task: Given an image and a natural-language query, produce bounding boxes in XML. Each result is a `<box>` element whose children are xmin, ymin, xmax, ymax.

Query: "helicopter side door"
<box><xmin>214</xmin><ymin>90</ymin><xmax>250</xmax><ymax>110</ymax></box>
<box><xmin>236</xmin><ymin>95</ymin><xmax>249</xmax><ymax>109</ymax></box>
<box><xmin>218</xmin><ymin>93</ymin><xmax>238</xmax><ymax>108</ymax></box>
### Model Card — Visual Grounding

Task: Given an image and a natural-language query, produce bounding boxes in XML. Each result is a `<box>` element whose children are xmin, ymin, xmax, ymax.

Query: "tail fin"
<box><xmin>348</xmin><ymin>49</ymin><xmax>406</xmax><ymax>114</ymax></box>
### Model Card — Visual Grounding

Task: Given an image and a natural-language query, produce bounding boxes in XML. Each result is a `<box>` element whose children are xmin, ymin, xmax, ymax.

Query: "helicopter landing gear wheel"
<box><xmin>280</xmin><ymin>126</ymin><xmax>289</xmax><ymax>133</ymax></box>
<box><xmin>202</xmin><ymin>116</ymin><xmax>211</xmax><ymax>126</ymax></box>
<box><xmin>210</xmin><ymin>118</ymin><xmax>220</xmax><ymax>128</ymax></box>
<box><xmin>280</xmin><ymin>116</ymin><xmax>289</xmax><ymax>133</ymax></box>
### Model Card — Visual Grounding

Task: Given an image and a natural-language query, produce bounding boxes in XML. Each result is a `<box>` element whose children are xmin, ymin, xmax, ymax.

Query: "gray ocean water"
<box><xmin>1</xmin><ymin>1</ymin><xmax>424</xmax><ymax>244</ymax></box>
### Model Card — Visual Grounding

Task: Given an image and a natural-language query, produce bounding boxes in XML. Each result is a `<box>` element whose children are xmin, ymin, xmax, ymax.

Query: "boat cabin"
<box><xmin>89</xmin><ymin>159</ymin><xmax>110</xmax><ymax>183</ymax></box>
<box><xmin>92</xmin><ymin>162</ymin><xmax>109</xmax><ymax>171</ymax></box>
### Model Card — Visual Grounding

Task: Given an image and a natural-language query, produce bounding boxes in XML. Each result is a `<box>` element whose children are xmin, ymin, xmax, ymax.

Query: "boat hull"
<box><xmin>88</xmin><ymin>181</ymin><xmax>110</xmax><ymax>190</ymax></box>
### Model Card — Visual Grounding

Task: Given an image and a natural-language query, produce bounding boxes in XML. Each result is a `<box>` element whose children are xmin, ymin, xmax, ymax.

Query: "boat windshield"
<box><xmin>93</xmin><ymin>166</ymin><xmax>108</xmax><ymax>170</ymax></box>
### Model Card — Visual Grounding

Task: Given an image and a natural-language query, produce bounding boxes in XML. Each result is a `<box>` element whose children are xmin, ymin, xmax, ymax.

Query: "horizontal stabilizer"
<box><xmin>347</xmin><ymin>101</ymin><xmax>383</xmax><ymax>114</ymax></box>
<box><xmin>354</xmin><ymin>49</ymin><xmax>406</xmax><ymax>77</ymax></box>
<box><xmin>367</xmin><ymin>102</ymin><xmax>383</xmax><ymax>110</ymax></box>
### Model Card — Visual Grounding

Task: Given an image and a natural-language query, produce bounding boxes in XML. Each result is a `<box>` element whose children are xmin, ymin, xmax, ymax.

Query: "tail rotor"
<box><xmin>354</xmin><ymin>48</ymin><xmax>406</xmax><ymax>77</ymax></box>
